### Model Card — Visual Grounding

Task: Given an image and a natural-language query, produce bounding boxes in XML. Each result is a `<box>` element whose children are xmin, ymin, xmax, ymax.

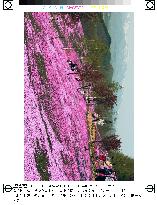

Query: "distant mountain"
<box><xmin>80</xmin><ymin>13</ymin><xmax>111</xmax><ymax>47</ymax></box>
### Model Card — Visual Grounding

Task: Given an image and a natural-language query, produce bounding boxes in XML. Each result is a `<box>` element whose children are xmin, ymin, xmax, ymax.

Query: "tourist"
<box><xmin>96</xmin><ymin>167</ymin><xmax>112</xmax><ymax>176</ymax></box>
<box><xmin>95</xmin><ymin>175</ymin><xmax>106</xmax><ymax>181</ymax></box>
<box><xmin>67</xmin><ymin>60</ymin><xmax>78</xmax><ymax>71</ymax></box>
<box><xmin>99</xmin><ymin>154</ymin><xmax>106</xmax><ymax>161</ymax></box>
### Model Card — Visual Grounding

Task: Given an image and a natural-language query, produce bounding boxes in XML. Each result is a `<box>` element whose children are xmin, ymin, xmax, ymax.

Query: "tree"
<box><xmin>93</xmin><ymin>94</ymin><xmax>117</xmax><ymax>109</ymax></box>
<box><xmin>88</xmin><ymin>38</ymin><xmax>108</xmax><ymax>61</ymax></box>
<box><xmin>109</xmin><ymin>150</ymin><xmax>134</xmax><ymax>181</ymax></box>
<box><xmin>90</xmin><ymin>134</ymin><xmax>121</xmax><ymax>151</ymax></box>
<box><xmin>78</xmin><ymin>68</ymin><xmax>119</xmax><ymax>109</ymax></box>
<box><xmin>91</xmin><ymin>80</ymin><xmax>120</xmax><ymax>109</ymax></box>
<box><xmin>79</xmin><ymin>63</ymin><xmax>105</xmax><ymax>83</ymax></box>
<box><xmin>67</xmin><ymin>13</ymin><xmax>100</xmax><ymax>25</ymax></box>
<box><xmin>107</xmin><ymin>81</ymin><xmax>123</xmax><ymax>93</ymax></box>
<box><xmin>78</xmin><ymin>37</ymin><xmax>109</xmax><ymax>67</ymax></box>
<box><xmin>102</xmin><ymin>134</ymin><xmax>121</xmax><ymax>151</ymax></box>
<box><xmin>92</xmin><ymin>81</ymin><xmax>122</xmax><ymax>97</ymax></box>
<box><xmin>80</xmin><ymin>13</ymin><xmax>100</xmax><ymax>22</ymax></box>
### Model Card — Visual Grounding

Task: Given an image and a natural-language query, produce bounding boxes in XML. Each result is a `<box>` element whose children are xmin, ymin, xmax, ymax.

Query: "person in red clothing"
<box><xmin>99</xmin><ymin>154</ymin><xmax>106</xmax><ymax>161</ymax></box>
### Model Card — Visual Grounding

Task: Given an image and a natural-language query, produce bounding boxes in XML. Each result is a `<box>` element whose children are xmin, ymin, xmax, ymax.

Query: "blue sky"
<box><xmin>107</xmin><ymin>13</ymin><xmax>134</xmax><ymax>158</ymax></box>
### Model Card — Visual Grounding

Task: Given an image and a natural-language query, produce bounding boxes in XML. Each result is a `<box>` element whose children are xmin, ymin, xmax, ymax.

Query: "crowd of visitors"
<box><xmin>67</xmin><ymin>60</ymin><xmax>117</xmax><ymax>181</ymax></box>
<box><xmin>95</xmin><ymin>154</ymin><xmax>117</xmax><ymax>181</ymax></box>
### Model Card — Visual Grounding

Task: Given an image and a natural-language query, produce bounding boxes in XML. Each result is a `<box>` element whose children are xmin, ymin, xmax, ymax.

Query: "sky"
<box><xmin>107</xmin><ymin>13</ymin><xmax>134</xmax><ymax>158</ymax></box>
